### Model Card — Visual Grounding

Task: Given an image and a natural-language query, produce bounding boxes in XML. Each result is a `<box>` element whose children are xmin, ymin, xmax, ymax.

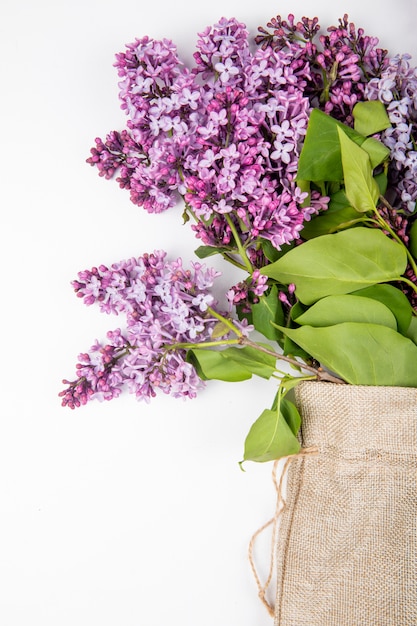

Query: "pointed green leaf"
<box><xmin>242</xmin><ymin>407</ymin><xmax>301</xmax><ymax>463</ymax></box>
<box><xmin>282</xmin><ymin>335</ymin><xmax>311</xmax><ymax>363</ymax></box>
<box><xmin>337</xmin><ymin>127</ymin><xmax>379</xmax><ymax>213</ymax></box>
<box><xmin>210</xmin><ymin>321</ymin><xmax>230</xmax><ymax>338</ymax></box>
<box><xmin>251</xmin><ymin>286</ymin><xmax>284</xmax><ymax>340</ymax></box>
<box><xmin>194</xmin><ymin>245</ymin><xmax>230</xmax><ymax>259</ymax></box>
<box><xmin>353</xmin><ymin>101</ymin><xmax>391</xmax><ymax>136</ymax></box>
<box><xmin>300</xmin><ymin>204</ymin><xmax>363</xmax><ymax>239</ymax></box>
<box><xmin>221</xmin><ymin>345</ymin><xmax>277</xmax><ymax>379</ymax></box>
<box><xmin>294</xmin><ymin>294</ymin><xmax>397</xmax><ymax>329</ymax></box>
<box><xmin>375</xmin><ymin>171</ymin><xmax>388</xmax><ymax>195</ymax></box>
<box><xmin>280</xmin><ymin>397</ymin><xmax>302</xmax><ymax>436</ymax></box>
<box><xmin>405</xmin><ymin>316</ymin><xmax>417</xmax><ymax>344</ymax></box>
<box><xmin>351</xmin><ymin>284</ymin><xmax>413</xmax><ymax>335</ymax></box>
<box><xmin>279</xmin><ymin>322</ymin><xmax>417</xmax><ymax>387</ymax></box>
<box><xmin>360</xmin><ymin>137</ymin><xmax>390</xmax><ymax>169</ymax></box>
<box><xmin>189</xmin><ymin>344</ymin><xmax>279</xmax><ymax>381</ymax></box>
<box><xmin>409</xmin><ymin>219</ymin><xmax>417</xmax><ymax>259</ymax></box>
<box><xmin>297</xmin><ymin>109</ymin><xmax>389</xmax><ymax>184</ymax></box>
<box><xmin>261</xmin><ymin>228</ymin><xmax>407</xmax><ymax>305</ymax></box>
<box><xmin>297</xmin><ymin>109</ymin><xmax>351</xmax><ymax>181</ymax></box>
<box><xmin>187</xmin><ymin>348</ymin><xmax>252</xmax><ymax>382</ymax></box>
<box><xmin>261</xmin><ymin>238</ymin><xmax>294</xmax><ymax>262</ymax></box>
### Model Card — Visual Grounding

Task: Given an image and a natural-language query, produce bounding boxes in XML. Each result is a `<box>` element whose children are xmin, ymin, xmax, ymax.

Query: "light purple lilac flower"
<box><xmin>60</xmin><ymin>251</ymin><xmax>227</xmax><ymax>408</ymax></box>
<box><xmin>366</xmin><ymin>54</ymin><xmax>417</xmax><ymax>214</ymax></box>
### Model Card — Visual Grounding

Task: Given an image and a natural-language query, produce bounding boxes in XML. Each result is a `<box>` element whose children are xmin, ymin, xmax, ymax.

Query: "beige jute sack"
<box><xmin>274</xmin><ymin>381</ymin><xmax>417</xmax><ymax>626</ymax></box>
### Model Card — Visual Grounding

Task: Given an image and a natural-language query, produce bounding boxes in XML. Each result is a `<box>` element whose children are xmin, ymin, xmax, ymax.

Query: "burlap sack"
<box><xmin>274</xmin><ymin>382</ymin><xmax>417</xmax><ymax>626</ymax></box>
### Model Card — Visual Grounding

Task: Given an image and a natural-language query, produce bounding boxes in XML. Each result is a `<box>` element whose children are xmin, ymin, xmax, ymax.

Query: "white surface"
<box><xmin>1</xmin><ymin>2</ymin><xmax>416</xmax><ymax>625</ymax></box>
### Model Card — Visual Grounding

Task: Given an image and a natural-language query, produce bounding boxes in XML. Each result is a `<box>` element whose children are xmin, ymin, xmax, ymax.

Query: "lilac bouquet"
<box><xmin>60</xmin><ymin>14</ymin><xmax>417</xmax><ymax>462</ymax></box>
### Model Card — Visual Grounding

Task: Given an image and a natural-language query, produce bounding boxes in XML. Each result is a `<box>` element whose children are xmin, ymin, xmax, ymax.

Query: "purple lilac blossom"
<box><xmin>86</xmin><ymin>17</ymin><xmax>330</xmax><ymax>263</ymax></box>
<box><xmin>60</xmin><ymin>251</ymin><xmax>228</xmax><ymax>408</ymax></box>
<box><xmin>83</xmin><ymin>15</ymin><xmax>400</xmax><ymax>323</ymax></box>
<box><xmin>227</xmin><ymin>270</ymin><xmax>269</xmax><ymax>313</ymax></box>
<box><xmin>255</xmin><ymin>13</ymin><xmax>388</xmax><ymax>125</ymax></box>
<box><xmin>366</xmin><ymin>55</ymin><xmax>417</xmax><ymax>214</ymax></box>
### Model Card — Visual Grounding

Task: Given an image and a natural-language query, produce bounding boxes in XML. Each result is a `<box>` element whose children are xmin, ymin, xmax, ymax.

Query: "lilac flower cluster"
<box><xmin>227</xmin><ymin>270</ymin><xmax>268</xmax><ymax>313</ymax></box>
<box><xmin>366</xmin><ymin>55</ymin><xmax>417</xmax><ymax>214</ymax></box>
<box><xmin>87</xmin><ymin>17</ymin><xmax>329</xmax><ymax>262</ymax></box>
<box><xmin>60</xmin><ymin>251</ymin><xmax>226</xmax><ymax>408</ymax></box>
<box><xmin>256</xmin><ymin>13</ymin><xmax>388</xmax><ymax>125</ymax></box>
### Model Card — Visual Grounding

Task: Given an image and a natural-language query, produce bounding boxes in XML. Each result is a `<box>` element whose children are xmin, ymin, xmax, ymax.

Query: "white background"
<box><xmin>1</xmin><ymin>1</ymin><xmax>416</xmax><ymax>625</ymax></box>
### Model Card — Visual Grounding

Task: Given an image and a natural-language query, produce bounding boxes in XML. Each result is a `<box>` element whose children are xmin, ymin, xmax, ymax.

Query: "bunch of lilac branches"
<box><xmin>61</xmin><ymin>13</ymin><xmax>417</xmax><ymax>407</ymax></box>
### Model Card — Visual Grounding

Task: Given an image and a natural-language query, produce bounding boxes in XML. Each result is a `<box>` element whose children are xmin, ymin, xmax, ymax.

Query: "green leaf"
<box><xmin>261</xmin><ymin>228</ymin><xmax>407</xmax><ymax>305</ymax></box>
<box><xmin>337</xmin><ymin>127</ymin><xmax>380</xmax><ymax>213</ymax></box>
<box><xmin>351</xmin><ymin>284</ymin><xmax>413</xmax><ymax>335</ymax></box>
<box><xmin>297</xmin><ymin>109</ymin><xmax>389</xmax><ymax>184</ymax></box>
<box><xmin>210</xmin><ymin>321</ymin><xmax>230</xmax><ymax>338</ymax></box>
<box><xmin>251</xmin><ymin>286</ymin><xmax>284</xmax><ymax>340</ymax></box>
<box><xmin>405</xmin><ymin>316</ymin><xmax>417</xmax><ymax>344</ymax></box>
<box><xmin>360</xmin><ymin>137</ymin><xmax>390</xmax><ymax>169</ymax></box>
<box><xmin>187</xmin><ymin>349</ymin><xmax>252</xmax><ymax>382</ymax></box>
<box><xmin>189</xmin><ymin>345</ymin><xmax>277</xmax><ymax>382</ymax></box>
<box><xmin>220</xmin><ymin>345</ymin><xmax>277</xmax><ymax>379</ymax></box>
<box><xmin>241</xmin><ymin>406</ymin><xmax>301</xmax><ymax>463</ymax></box>
<box><xmin>300</xmin><ymin>204</ymin><xmax>363</xmax><ymax>239</ymax></box>
<box><xmin>409</xmin><ymin>219</ymin><xmax>417</xmax><ymax>259</ymax></box>
<box><xmin>194</xmin><ymin>245</ymin><xmax>229</xmax><ymax>259</ymax></box>
<box><xmin>282</xmin><ymin>335</ymin><xmax>311</xmax><ymax>363</ymax></box>
<box><xmin>353</xmin><ymin>101</ymin><xmax>391</xmax><ymax>136</ymax></box>
<box><xmin>374</xmin><ymin>171</ymin><xmax>388</xmax><ymax>196</ymax></box>
<box><xmin>294</xmin><ymin>294</ymin><xmax>397</xmax><ymax>330</ymax></box>
<box><xmin>297</xmin><ymin>109</ymin><xmax>353</xmax><ymax>181</ymax></box>
<box><xmin>279</xmin><ymin>322</ymin><xmax>417</xmax><ymax>387</ymax></box>
<box><xmin>261</xmin><ymin>238</ymin><xmax>294</xmax><ymax>263</ymax></box>
<box><xmin>280</xmin><ymin>397</ymin><xmax>302</xmax><ymax>436</ymax></box>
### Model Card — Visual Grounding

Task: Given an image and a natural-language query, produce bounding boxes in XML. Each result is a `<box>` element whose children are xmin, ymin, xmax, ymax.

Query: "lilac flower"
<box><xmin>87</xmin><ymin>17</ymin><xmax>330</xmax><ymax>265</ymax></box>
<box><xmin>60</xmin><ymin>252</ymin><xmax>228</xmax><ymax>407</ymax></box>
<box><xmin>227</xmin><ymin>270</ymin><xmax>269</xmax><ymax>313</ymax></box>
<box><xmin>366</xmin><ymin>54</ymin><xmax>417</xmax><ymax>213</ymax></box>
<box><xmin>255</xmin><ymin>13</ymin><xmax>387</xmax><ymax>125</ymax></box>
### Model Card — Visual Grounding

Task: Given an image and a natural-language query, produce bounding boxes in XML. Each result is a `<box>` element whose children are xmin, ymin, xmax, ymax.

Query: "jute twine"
<box><xmin>248</xmin><ymin>446</ymin><xmax>319</xmax><ymax>617</ymax></box>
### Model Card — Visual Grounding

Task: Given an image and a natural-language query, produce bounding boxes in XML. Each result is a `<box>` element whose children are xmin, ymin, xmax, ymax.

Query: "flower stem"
<box><xmin>206</xmin><ymin>306</ymin><xmax>244</xmax><ymax>337</ymax></box>
<box><xmin>397</xmin><ymin>276</ymin><xmax>417</xmax><ymax>296</ymax></box>
<box><xmin>170</xmin><ymin>338</ymin><xmax>241</xmax><ymax>351</ymax></box>
<box><xmin>224</xmin><ymin>213</ymin><xmax>254</xmax><ymax>274</ymax></box>
<box><xmin>240</xmin><ymin>337</ymin><xmax>346</xmax><ymax>384</ymax></box>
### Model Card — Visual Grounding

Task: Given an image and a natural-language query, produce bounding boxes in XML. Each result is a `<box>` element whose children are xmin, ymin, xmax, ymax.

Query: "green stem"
<box><xmin>181</xmin><ymin>198</ymin><xmax>250</xmax><ymax>272</ymax></box>
<box><xmin>240</xmin><ymin>338</ymin><xmax>345</xmax><ymax>385</ymax></box>
<box><xmin>397</xmin><ymin>276</ymin><xmax>417</xmax><ymax>297</ymax></box>
<box><xmin>206</xmin><ymin>306</ymin><xmax>244</xmax><ymax>337</ymax></box>
<box><xmin>170</xmin><ymin>338</ymin><xmax>240</xmax><ymax>351</ymax></box>
<box><xmin>168</xmin><ymin>333</ymin><xmax>344</xmax><ymax>384</ymax></box>
<box><xmin>224</xmin><ymin>213</ymin><xmax>254</xmax><ymax>274</ymax></box>
<box><xmin>329</xmin><ymin>217</ymin><xmax>372</xmax><ymax>233</ymax></box>
<box><xmin>222</xmin><ymin>253</ymin><xmax>248</xmax><ymax>271</ymax></box>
